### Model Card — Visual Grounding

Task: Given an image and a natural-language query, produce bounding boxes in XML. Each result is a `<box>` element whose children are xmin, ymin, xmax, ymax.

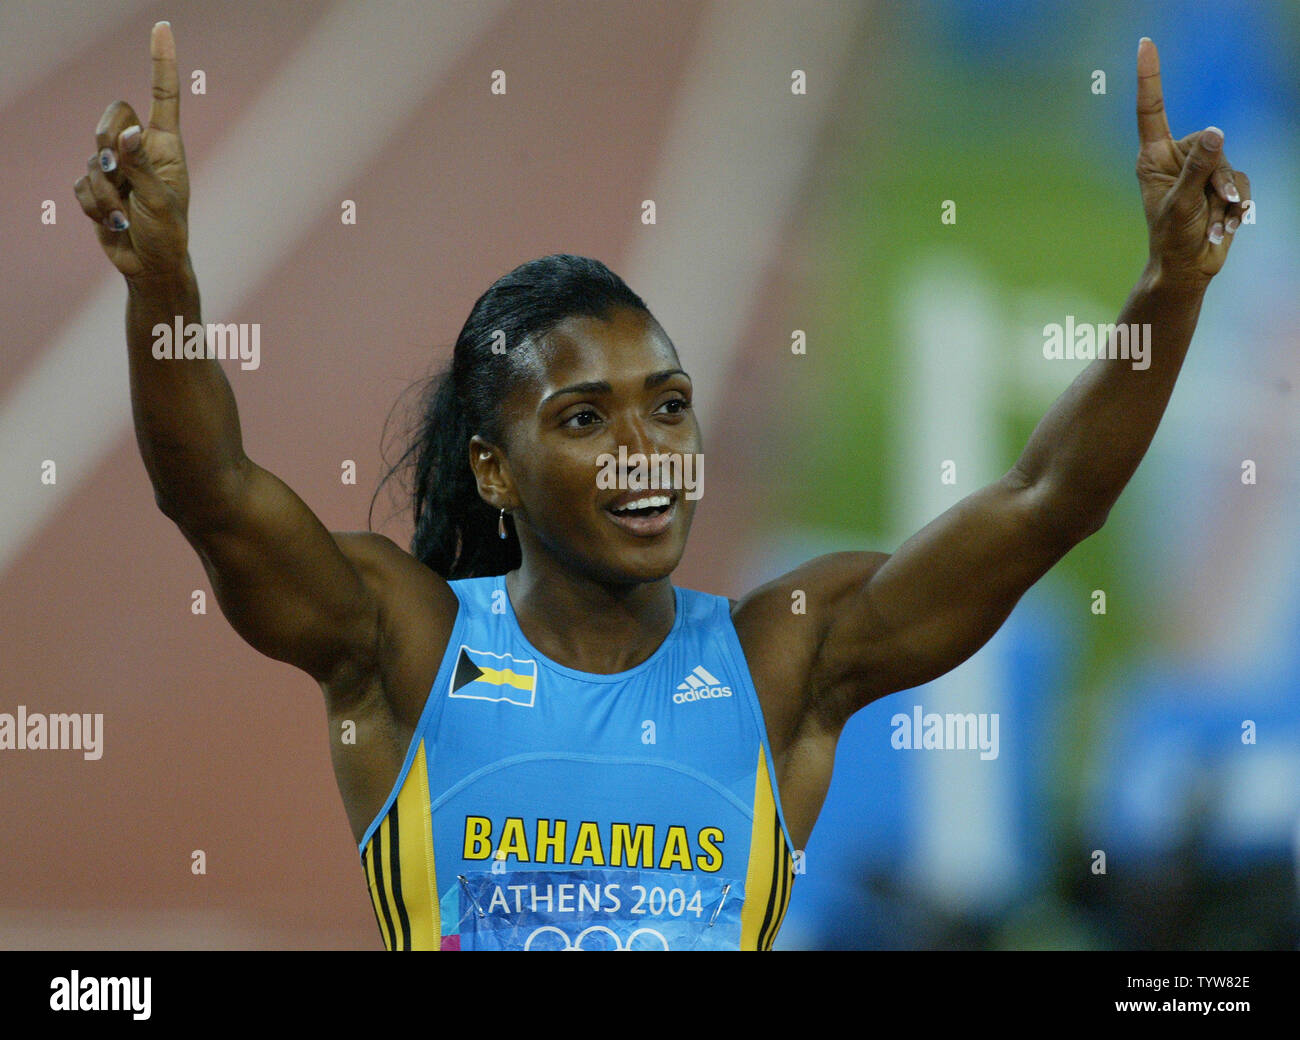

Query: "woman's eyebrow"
<box><xmin>540</xmin><ymin>380</ymin><xmax>610</xmax><ymax>408</ymax></box>
<box><xmin>645</xmin><ymin>367</ymin><xmax>689</xmax><ymax>389</ymax></box>
<box><xmin>539</xmin><ymin>369</ymin><xmax>689</xmax><ymax>409</ymax></box>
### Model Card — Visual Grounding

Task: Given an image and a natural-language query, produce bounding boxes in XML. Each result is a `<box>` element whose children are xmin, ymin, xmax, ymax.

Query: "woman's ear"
<box><xmin>468</xmin><ymin>434</ymin><xmax>512</xmax><ymax>509</ymax></box>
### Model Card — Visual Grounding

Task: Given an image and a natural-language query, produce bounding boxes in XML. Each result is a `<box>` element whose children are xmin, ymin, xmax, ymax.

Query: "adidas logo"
<box><xmin>673</xmin><ymin>665</ymin><xmax>732</xmax><ymax>704</ymax></box>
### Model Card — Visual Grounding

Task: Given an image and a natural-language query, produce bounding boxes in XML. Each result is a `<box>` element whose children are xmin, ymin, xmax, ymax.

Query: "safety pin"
<box><xmin>708</xmin><ymin>884</ymin><xmax>731</xmax><ymax>927</ymax></box>
<box><xmin>457</xmin><ymin>874</ymin><xmax>487</xmax><ymax>918</ymax></box>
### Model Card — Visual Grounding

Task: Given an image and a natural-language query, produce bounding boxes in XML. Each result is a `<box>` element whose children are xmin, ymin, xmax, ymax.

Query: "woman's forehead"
<box><xmin>531</xmin><ymin>310</ymin><xmax>680</xmax><ymax>386</ymax></box>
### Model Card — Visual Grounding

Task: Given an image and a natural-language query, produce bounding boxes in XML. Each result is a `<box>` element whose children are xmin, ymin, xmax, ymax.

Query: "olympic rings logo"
<box><xmin>523</xmin><ymin>925</ymin><xmax>670</xmax><ymax>951</ymax></box>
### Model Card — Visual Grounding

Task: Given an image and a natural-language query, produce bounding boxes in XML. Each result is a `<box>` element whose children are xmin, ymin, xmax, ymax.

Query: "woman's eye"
<box><xmin>658</xmin><ymin>397</ymin><xmax>690</xmax><ymax>415</ymax></box>
<box><xmin>562</xmin><ymin>408</ymin><xmax>601</xmax><ymax>429</ymax></box>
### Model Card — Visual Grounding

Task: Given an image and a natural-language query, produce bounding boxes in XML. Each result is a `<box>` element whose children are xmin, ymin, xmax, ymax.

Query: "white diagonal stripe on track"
<box><xmin>618</xmin><ymin>0</ymin><xmax>865</xmax><ymax>431</ymax></box>
<box><xmin>0</xmin><ymin>0</ymin><xmax>508</xmax><ymax>578</ymax></box>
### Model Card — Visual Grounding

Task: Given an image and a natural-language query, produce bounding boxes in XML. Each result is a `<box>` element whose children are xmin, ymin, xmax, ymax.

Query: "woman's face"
<box><xmin>494</xmin><ymin>306</ymin><xmax>703</xmax><ymax>585</ymax></box>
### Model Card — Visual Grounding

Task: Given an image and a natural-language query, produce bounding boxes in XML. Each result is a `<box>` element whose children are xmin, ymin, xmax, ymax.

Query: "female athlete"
<box><xmin>74</xmin><ymin>24</ymin><xmax>1249</xmax><ymax>950</ymax></box>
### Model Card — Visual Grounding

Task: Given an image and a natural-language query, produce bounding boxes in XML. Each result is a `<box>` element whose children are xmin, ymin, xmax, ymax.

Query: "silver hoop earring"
<box><xmin>498</xmin><ymin>509</ymin><xmax>507</xmax><ymax>540</ymax></box>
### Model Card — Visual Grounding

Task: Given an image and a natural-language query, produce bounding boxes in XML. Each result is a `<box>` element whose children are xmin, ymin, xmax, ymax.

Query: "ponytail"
<box><xmin>410</xmin><ymin>364</ymin><xmax>521</xmax><ymax>578</ymax></box>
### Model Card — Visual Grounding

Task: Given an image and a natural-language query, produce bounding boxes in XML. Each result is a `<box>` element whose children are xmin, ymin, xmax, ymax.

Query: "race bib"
<box><xmin>451</xmin><ymin>868</ymin><xmax>743</xmax><ymax>951</ymax></box>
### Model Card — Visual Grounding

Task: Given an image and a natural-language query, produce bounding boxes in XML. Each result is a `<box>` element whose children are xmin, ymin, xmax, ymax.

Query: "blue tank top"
<box><xmin>358</xmin><ymin>573</ymin><xmax>796</xmax><ymax>950</ymax></box>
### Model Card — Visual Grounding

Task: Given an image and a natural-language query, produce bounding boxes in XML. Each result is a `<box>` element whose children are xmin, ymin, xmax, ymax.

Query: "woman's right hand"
<box><xmin>73</xmin><ymin>21</ymin><xmax>190</xmax><ymax>286</ymax></box>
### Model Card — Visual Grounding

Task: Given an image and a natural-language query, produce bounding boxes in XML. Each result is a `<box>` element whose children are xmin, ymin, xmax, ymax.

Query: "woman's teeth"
<box><xmin>611</xmin><ymin>495</ymin><xmax>671</xmax><ymax>514</ymax></box>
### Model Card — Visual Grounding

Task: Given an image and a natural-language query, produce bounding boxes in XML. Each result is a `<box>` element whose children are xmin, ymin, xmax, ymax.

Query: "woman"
<box><xmin>74</xmin><ymin>24</ymin><xmax>1249</xmax><ymax>950</ymax></box>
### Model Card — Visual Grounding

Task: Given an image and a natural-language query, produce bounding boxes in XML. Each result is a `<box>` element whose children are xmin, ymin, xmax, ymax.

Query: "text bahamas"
<box><xmin>464</xmin><ymin>817</ymin><xmax>725</xmax><ymax>872</ymax></box>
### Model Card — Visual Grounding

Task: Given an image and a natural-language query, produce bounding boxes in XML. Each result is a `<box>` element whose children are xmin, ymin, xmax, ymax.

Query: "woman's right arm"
<box><xmin>73</xmin><ymin>23</ymin><xmax>430</xmax><ymax>704</ymax></box>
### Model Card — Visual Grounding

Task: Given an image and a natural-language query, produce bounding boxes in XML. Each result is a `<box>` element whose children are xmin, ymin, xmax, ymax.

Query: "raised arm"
<box><xmin>72</xmin><ymin>23</ymin><xmax>419</xmax><ymax>700</ymax></box>
<box><xmin>783</xmin><ymin>38</ymin><xmax>1252</xmax><ymax>724</ymax></box>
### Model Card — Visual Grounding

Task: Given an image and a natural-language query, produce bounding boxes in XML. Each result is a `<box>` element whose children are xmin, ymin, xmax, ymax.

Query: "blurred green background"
<box><xmin>758</xmin><ymin>0</ymin><xmax>1300</xmax><ymax>949</ymax></box>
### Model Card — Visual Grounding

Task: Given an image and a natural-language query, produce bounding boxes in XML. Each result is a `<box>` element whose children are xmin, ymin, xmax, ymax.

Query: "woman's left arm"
<box><xmin>782</xmin><ymin>38</ymin><xmax>1252</xmax><ymax>724</ymax></box>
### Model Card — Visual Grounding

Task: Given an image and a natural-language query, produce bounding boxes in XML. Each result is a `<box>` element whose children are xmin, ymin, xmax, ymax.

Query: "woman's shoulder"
<box><xmin>332</xmin><ymin>531</ymin><xmax>460</xmax><ymax>725</ymax></box>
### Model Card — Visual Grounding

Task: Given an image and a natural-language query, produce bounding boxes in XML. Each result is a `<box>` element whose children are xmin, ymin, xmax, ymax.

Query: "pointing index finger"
<box><xmin>1136</xmin><ymin>37</ymin><xmax>1172</xmax><ymax>145</ymax></box>
<box><xmin>148</xmin><ymin>21</ymin><xmax>180</xmax><ymax>133</ymax></box>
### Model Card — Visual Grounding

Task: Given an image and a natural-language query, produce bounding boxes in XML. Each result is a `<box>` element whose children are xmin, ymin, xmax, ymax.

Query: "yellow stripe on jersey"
<box><xmin>362</xmin><ymin>741</ymin><xmax>441</xmax><ymax>950</ymax></box>
<box><xmin>739</xmin><ymin>748</ymin><xmax>795</xmax><ymax>950</ymax></box>
<box><xmin>474</xmin><ymin>666</ymin><xmax>535</xmax><ymax>691</ymax></box>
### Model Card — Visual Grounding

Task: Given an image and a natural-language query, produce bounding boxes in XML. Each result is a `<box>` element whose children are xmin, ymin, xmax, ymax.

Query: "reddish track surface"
<box><xmin>0</xmin><ymin>1</ymin><xmax>854</xmax><ymax>947</ymax></box>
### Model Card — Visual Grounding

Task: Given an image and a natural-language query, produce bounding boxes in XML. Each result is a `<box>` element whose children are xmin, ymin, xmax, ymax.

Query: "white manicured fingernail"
<box><xmin>1209</xmin><ymin>222</ymin><xmax>1224</xmax><ymax>245</ymax></box>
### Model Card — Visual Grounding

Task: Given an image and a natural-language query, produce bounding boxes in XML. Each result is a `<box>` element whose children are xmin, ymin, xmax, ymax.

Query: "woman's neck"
<box><xmin>504</xmin><ymin>560</ymin><xmax>676</xmax><ymax>674</ymax></box>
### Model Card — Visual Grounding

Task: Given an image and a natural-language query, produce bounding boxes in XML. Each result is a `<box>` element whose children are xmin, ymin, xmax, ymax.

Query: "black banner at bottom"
<box><xmin>0</xmin><ymin>950</ymin><xmax>1288</xmax><ymax>1028</ymax></box>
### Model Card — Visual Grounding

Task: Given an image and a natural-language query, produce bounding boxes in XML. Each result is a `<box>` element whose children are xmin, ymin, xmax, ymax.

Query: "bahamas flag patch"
<box><xmin>448</xmin><ymin>646</ymin><xmax>539</xmax><ymax>708</ymax></box>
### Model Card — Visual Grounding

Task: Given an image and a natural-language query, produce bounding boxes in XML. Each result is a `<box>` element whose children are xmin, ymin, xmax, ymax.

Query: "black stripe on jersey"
<box><xmin>361</xmin><ymin>846</ymin><xmax>386</xmax><ymax>947</ymax></box>
<box><xmin>767</xmin><ymin>821</ymin><xmax>790</xmax><ymax>950</ymax></box>
<box><xmin>387</xmin><ymin>805</ymin><xmax>411</xmax><ymax>951</ymax></box>
<box><xmin>373</xmin><ymin>822</ymin><xmax>397</xmax><ymax>951</ymax></box>
<box><xmin>758</xmin><ymin>813</ymin><xmax>782</xmax><ymax>950</ymax></box>
<box><xmin>766</xmin><ymin>823</ymin><xmax>794</xmax><ymax>951</ymax></box>
<box><xmin>772</xmin><ymin>849</ymin><xmax>793</xmax><ymax>947</ymax></box>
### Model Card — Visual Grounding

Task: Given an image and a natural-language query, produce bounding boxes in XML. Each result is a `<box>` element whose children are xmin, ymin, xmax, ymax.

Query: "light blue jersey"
<box><xmin>359</xmin><ymin>573</ymin><xmax>796</xmax><ymax>950</ymax></box>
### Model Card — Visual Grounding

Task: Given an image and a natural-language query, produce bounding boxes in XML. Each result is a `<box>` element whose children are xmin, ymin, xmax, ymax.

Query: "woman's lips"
<box><xmin>603</xmin><ymin>497</ymin><xmax>677</xmax><ymax>537</ymax></box>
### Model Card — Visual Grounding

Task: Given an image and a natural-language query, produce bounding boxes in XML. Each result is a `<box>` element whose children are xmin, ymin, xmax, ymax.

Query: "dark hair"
<box><xmin>373</xmin><ymin>254</ymin><xmax>652</xmax><ymax>579</ymax></box>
